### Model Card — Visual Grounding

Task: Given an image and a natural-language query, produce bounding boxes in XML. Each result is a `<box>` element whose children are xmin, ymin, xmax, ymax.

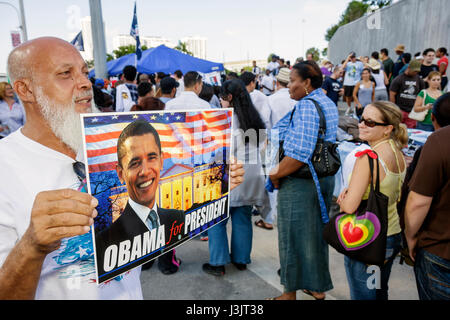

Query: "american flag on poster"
<box><xmin>83</xmin><ymin>110</ymin><xmax>233</xmax><ymax>175</ymax></box>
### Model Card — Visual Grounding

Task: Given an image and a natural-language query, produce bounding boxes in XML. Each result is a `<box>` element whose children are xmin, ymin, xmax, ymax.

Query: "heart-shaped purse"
<box><xmin>323</xmin><ymin>151</ymin><xmax>388</xmax><ymax>266</ymax></box>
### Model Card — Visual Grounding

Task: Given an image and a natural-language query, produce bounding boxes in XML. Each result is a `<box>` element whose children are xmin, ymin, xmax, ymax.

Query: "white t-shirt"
<box><xmin>371</xmin><ymin>70</ymin><xmax>387</xmax><ymax>90</ymax></box>
<box><xmin>250</xmin><ymin>90</ymin><xmax>272</xmax><ymax>129</ymax></box>
<box><xmin>165</xmin><ymin>91</ymin><xmax>211</xmax><ymax>111</ymax></box>
<box><xmin>267</xmin><ymin>88</ymin><xmax>296</xmax><ymax>128</ymax></box>
<box><xmin>267</xmin><ymin>61</ymin><xmax>279</xmax><ymax>72</ymax></box>
<box><xmin>0</xmin><ymin>130</ymin><xmax>142</xmax><ymax>299</ymax></box>
<box><xmin>175</xmin><ymin>78</ymin><xmax>185</xmax><ymax>97</ymax></box>
<box><xmin>261</xmin><ymin>75</ymin><xmax>275</xmax><ymax>95</ymax></box>
<box><xmin>115</xmin><ymin>84</ymin><xmax>136</xmax><ymax>113</ymax></box>
<box><xmin>343</xmin><ymin>61</ymin><xmax>364</xmax><ymax>86</ymax></box>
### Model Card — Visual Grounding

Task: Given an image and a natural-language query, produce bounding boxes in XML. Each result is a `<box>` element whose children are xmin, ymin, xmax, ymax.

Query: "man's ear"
<box><xmin>116</xmin><ymin>163</ymin><xmax>125</xmax><ymax>184</ymax></box>
<box><xmin>13</xmin><ymin>79</ymin><xmax>36</xmax><ymax>103</ymax></box>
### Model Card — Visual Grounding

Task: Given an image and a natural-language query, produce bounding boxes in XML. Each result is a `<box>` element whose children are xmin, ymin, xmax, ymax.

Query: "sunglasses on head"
<box><xmin>359</xmin><ymin>117</ymin><xmax>389</xmax><ymax>128</ymax></box>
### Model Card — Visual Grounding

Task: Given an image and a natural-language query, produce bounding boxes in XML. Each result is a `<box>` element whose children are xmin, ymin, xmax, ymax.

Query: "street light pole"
<box><xmin>89</xmin><ymin>0</ymin><xmax>108</xmax><ymax>78</ymax></box>
<box><xmin>0</xmin><ymin>1</ymin><xmax>27</xmax><ymax>42</ymax></box>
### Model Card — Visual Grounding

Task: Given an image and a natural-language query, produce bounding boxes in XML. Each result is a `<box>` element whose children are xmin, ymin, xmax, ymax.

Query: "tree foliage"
<box><xmin>174</xmin><ymin>41</ymin><xmax>193</xmax><ymax>56</ymax></box>
<box><xmin>112</xmin><ymin>44</ymin><xmax>149</xmax><ymax>59</ymax></box>
<box><xmin>325</xmin><ymin>0</ymin><xmax>376</xmax><ymax>42</ymax></box>
<box><xmin>305</xmin><ymin>47</ymin><xmax>321</xmax><ymax>62</ymax></box>
<box><xmin>362</xmin><ymin>0</ymin><xmax>392</xmax><ymax>9</ymax></box>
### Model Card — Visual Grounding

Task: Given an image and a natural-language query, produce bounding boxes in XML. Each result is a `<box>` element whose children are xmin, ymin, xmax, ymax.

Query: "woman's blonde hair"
<box><xmin>0</xmin><ymin>82</ymin><xmax>11</xmax><ymax>100</ymax></box>
<box><xmin>370</xmin><ymin>101</ymin><xmax>408</xmax><ymax>149</ymax></box>
<box><xmin>427</xmin><ymin>71</ymin><xmax>441</xmax><ymax>80</ymax></box>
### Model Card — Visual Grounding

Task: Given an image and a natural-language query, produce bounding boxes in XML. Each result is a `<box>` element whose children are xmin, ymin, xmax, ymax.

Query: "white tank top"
<box><xmin>371</xmin><ymin>71</ymin><xmax>386</xmax><ymax>90</ymax></box>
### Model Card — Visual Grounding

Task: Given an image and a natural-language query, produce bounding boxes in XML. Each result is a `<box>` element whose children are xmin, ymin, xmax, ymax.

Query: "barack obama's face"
<box><xmin>117</xmin><ymin>133</ymin><xmax>163</xmax><ymax>208</ymax></box>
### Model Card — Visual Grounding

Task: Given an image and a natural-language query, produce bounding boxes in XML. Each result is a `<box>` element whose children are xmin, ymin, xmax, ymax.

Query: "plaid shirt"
<box><xmin>125</xmin><ymin>83</ymin><xmax>139</xmax><ymax>104</ymax></box>
<box><xmin>272</xmin><ymin>88</ymin><xmax>339</xmax><ymax>223</ymax></box>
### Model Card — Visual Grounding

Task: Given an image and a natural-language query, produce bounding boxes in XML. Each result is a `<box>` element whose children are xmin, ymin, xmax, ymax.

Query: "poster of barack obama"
<box><xmin>81</xmin><ymin>110</ymin><xmax>233</xmax><ymax>284</ymax></box>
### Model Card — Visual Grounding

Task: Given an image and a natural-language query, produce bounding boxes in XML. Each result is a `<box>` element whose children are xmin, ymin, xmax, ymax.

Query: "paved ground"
<box><xmin>141</xmin><ymin>100</ymin><xmax>419</xmax><ymax>300</ymax></box>
<box><xmin>141</xmin><ymin>214</ymin><xmax>418</xmax><ymax>300</ymax></box>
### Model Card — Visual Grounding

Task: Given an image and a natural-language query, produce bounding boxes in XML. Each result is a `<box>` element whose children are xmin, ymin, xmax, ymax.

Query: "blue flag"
<box><xmin>130</xmin><ymin>2</ymin><xmax>142</xmax><ymax>60</ymax></box>
<box><xmin>70</xmin><ymin>31</ymin><xmax>84</xmax><ymax>52</ymax></box>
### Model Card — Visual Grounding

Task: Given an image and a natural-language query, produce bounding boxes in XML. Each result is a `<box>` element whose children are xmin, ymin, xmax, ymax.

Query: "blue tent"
<box><xmin>89</xmin><ymin>45</ymin><xmax>224</xmax><ymax>78</ymax></box>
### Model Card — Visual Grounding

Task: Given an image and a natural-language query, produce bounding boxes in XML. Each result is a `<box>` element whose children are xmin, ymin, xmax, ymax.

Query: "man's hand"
<box><xmin>229</xmin><ymin>158</ymin><xmax>245</xmax><ymax>191</ymax></box>
<box><xmin>23</xmin><ymin>189</ymin><xmax>98</xmax><ymax>256</ymax></box>
<box><xmin>406</xmin><ymin>236</ymin><xmax>418</xmax><ymax>262</ymax></box>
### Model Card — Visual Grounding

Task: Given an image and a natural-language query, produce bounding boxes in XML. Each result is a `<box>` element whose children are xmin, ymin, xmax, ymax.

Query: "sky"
<box><xmin>0</xmin><ymin>0</ymin><xmax>353</xmax><ymax>74</ymax></box>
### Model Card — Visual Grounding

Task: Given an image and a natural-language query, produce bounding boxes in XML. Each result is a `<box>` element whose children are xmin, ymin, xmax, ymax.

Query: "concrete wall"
<box><xmin>328</xmin><ymin>0</ymin><xmax>450</xmax><ymax>64</ymax></box>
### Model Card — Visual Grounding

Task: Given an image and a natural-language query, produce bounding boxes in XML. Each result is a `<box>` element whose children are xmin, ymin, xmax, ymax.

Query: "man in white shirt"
<box><xmin>268</xmin><ymin>68</ymin><xmax>297</xmax><ymax>127</ymax></box>
<box><xmin>115</xmin><ymin>65</ymin><xmax>139</xmax><ymax>113</ymax></box>
<box><xmin>0</xmin><ymin>37</ymin><xmax>246</xmax><ymax>300</ymax></box>
<box><xmin>165</xmin><ymin>71</ymin><xmax>211</xmax><ymax>110</ymax></box>
<box><xmin>240</xmin><ymin>72</ymin><xmax>272</xmax><ymax>130</ymax></box>
<box><xmin>0</xmin><ymin>37</ymin><xmax>142</xmax><ymax>299</ymax></box>
<box><xmin>267</xmin><ymin>55</ymin><xmax>280</xmax><ymax>76</ymax></box>
<box><xmin>261</xmin><ymin>69</ymin><xmax>276</xmax><ymax>96</ymax></box>
<box><xmin>252</xmin><ymin>60</ymin><xmax>261</xmax><ymax>75</ymax></box>
<box><xmin>255</xmin><ymin>68</ymin><xmax>296</xmax><ymax>230</ymax></box>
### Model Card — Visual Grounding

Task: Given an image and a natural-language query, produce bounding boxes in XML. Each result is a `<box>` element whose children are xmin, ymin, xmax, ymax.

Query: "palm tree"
<box><xmin>174</xmin><ymin>41</ymin><xmax>193</xmax><ymax>56</ymax></box>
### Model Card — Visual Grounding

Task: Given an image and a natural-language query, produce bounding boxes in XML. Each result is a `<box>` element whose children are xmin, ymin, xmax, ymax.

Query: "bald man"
<box><xmin>0</xmin><ymin>37</ymin><xmax>143</xmax><ymax>299</ymax></box>
<box><xmin>0</xmin><ymin>37</ymin><xmax>245</xmax><ymax>300</ymax></box>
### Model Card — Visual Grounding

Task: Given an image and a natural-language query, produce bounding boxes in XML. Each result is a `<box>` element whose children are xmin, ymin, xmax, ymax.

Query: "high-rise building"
<box><xmin>80</xmin><ymin>16</ymin><xmax>94</xmax><ymax>61</ymax></box>
<box><xmin>181</xmin><ymin>36</ymin><xmax>207</xmax><ymax>59</ymax></box>
<box><xmin>112</xmin><ymin>35</ymin><xmax>174</xmax><ymax>51</ymax></box>
<box><xmin>79</xmin><ymin>16</ymin><xmax>108</xmax><ymax>62</ymax></box>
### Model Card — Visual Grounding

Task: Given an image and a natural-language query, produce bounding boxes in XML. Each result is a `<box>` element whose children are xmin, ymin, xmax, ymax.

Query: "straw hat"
<box><xmin>367</xmin><ymin>58</ymin><xmax>381</xmax><ymax>70</ymax></box>
<box><xmin>394</xmin><ymin>44</ymin><xmax>405</xmax><ymax>52</ymax></box>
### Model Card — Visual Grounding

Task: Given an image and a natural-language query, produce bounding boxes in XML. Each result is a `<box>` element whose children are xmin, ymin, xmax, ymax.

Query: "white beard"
<box><xmin>35</xmin><ymin>86</ymin><xmax>100</xmax><ymax>156</ymax></box>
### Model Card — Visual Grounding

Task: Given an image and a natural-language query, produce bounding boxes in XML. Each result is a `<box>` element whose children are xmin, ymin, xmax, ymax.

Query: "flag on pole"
<box><xmin>70</xmin><ymin>31</ymin><xmax>85</xmax><ymax>52</ymax></box>
<box><xmin>130</xmin><ymin>2</ymin><xmax>142</xmax><ymax>60</ymax></box>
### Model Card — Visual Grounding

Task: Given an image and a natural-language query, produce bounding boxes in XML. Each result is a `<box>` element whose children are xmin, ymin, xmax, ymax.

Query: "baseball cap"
<box><xmin>160</xmin><ymin>77</ymin><xmax>180</xmax><ymax>92</ymax></box>
<box><xmin>95</xmin><ymin>78</ymin><xmax>105</xmax><ymax>88</ymax></box>
<box><xmin>408</xmin><ymin>59</ymin><xmax>422</xmax><ymax>73</ymax></box>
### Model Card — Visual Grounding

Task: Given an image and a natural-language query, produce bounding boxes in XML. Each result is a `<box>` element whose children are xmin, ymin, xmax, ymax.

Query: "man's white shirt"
<box><xmin>165</xmin><ymin>91</ymin><xmax>211</xmax><ymax>111</ymax></box>
<box><xmin>250</xmin><ymin>90</ymin><xmax>272</xmax><ymax>129</ymax></box>
<box><xmin>261</xmin><ymin>75</ymin><xmax>275</xmax><ymax>95</ymax></box>
<box><xmin>115</xmin><ymin>84</ymin><xmax>135</xmax><ymax>112</ymax></box>
<box><xmin>267</xmin><ymin>88</ymin><xmax>297</xmax><ymax>128</ymax></box>
<box><xmin>0</xmin><ymin>130</ymin><xmax>142</xmax><ymax>299</ymax></box>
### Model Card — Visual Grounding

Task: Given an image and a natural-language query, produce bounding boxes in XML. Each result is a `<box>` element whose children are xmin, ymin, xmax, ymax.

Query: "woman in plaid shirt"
<box><xmin>268</xmin><ymin>61</ymin><xmax>339</xmax><ymax>300</ymax></box>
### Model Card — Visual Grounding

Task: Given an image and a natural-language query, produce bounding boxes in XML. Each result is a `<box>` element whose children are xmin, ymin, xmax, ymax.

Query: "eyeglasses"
<box><xmin>359</xmin><ymin>117</ymin><xmax>389</xmax><ymax>128</ymax></box>
<box><xmin>73</xmin><ymin>161</ymin><xmax>87</xmax><ymax>191</ymax></box>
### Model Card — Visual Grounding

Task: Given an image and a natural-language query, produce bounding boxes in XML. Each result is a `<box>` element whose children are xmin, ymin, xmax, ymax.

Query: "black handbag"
<box><xmin>323</xmin><ymin>153</ymin><xmax>388</xmax><ymax>266</ymax></box>
<box><xmin>279</xmin><ymin>98</ymin><xmax>341</xmax><ymax>179</ymax></box>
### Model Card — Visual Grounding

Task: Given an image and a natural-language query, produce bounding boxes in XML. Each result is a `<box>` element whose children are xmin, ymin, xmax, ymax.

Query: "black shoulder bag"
<box><xmin>278</xmin><ymin>98</ymin><xmax>341</xmax><ymax>179</ymax></box>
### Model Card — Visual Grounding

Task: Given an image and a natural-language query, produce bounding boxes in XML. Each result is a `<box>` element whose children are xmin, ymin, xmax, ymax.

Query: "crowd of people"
<box><xmin>0</xmin><ymin>36</ymin><xmax>449</xmax><ymax>301</ymax></box>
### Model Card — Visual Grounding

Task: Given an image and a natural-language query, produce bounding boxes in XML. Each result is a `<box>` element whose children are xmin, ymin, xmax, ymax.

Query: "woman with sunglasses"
<box><xmin>337</xmin><ymin>101</ymin><xmax>408</xmax><ymax>300</ymax></box>
<box><xmin>202</xmin><ymin>79</ymin><xmax>268</xmax><ymax>276</ymax></box>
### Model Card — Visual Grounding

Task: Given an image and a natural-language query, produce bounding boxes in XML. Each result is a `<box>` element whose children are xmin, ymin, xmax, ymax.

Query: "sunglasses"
<box><xmin>73</xmin><ymin>161</ymin><xmax>87</xmax><ymax>191</ymax></box>
<box><xmin>359</xmin><ymin>117</ymin><xmax>389</xmax><ymax>128</ymax></box>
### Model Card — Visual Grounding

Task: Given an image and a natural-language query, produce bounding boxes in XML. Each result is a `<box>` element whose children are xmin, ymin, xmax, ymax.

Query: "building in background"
<box><xmin>182</xmin><ymin>36</ymin><xmax>207</xmax><ymax>59</ymax></box>
<box><xmin>80</xmin><ymin>16</ymin><xmax>94</xmax><ymax>61</ymax></box>
<box><xmin>224</xmin><ymin>59</ymin><xmax>267</xmax><ymax>73</ymax></box>
<box><xmin>113</xmin><ymin>34</ymin><xmax>174</xmax><ymax>51</ymax></box>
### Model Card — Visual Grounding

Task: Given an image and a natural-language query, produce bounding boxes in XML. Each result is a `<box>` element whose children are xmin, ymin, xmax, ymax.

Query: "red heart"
<box><xmin>343</xmin><ymin>222</ymin><xmax>363</xmax><ymax>243</ymax></box>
